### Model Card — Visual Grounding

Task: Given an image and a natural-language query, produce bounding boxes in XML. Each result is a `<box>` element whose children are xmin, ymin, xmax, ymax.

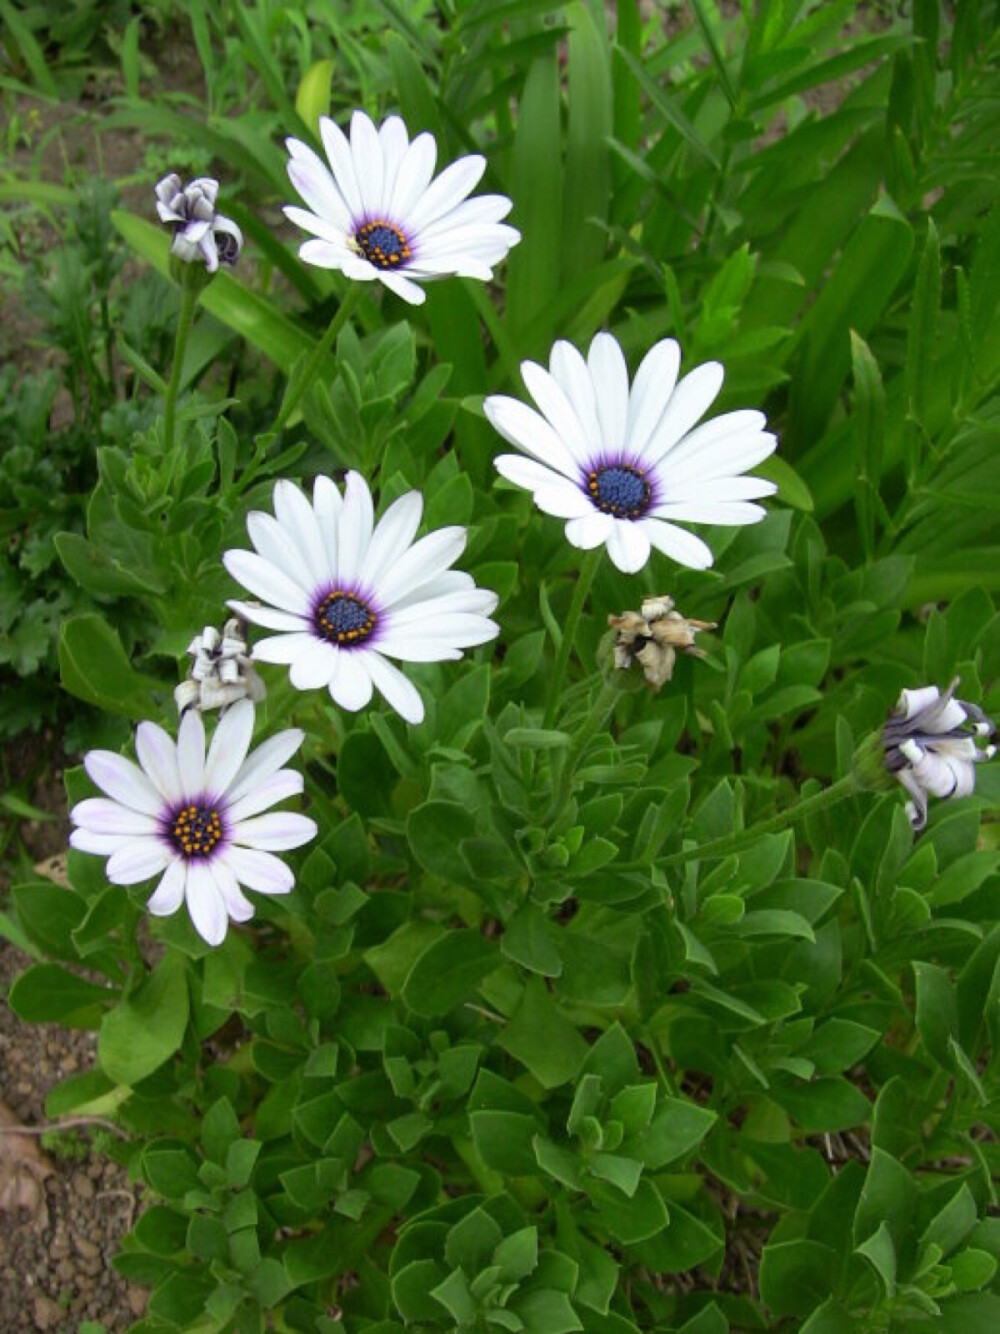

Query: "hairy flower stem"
<box><xmin>543</xmin><ymin>549</ymin><xmax>601</xmax><ymax>730</ymax></box>
<box><xmin>660</xmin><ymin>773</ymin><xmax>858</xmax><ymax>868</ymax></box>
<box><xmin>163</xmin><ymin>275</ymin><xmax>199</xmax><ymax>453</ymax></box>
<box><xmin>271</xmin><ymin>284</ymin><xmax>363</xmax><ymax>437</ymax></box>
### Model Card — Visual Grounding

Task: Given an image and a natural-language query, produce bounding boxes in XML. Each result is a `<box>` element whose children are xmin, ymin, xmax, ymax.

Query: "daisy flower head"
<box><xmin>223</xmin><ymin>472</ymin><xmax>500</xmax><ymax>725</ymax></box>
<box><xmin>882</xmin><ymin>679</ymin><xmax>996</xmax><ymax>830</ymax></box>
<box><xmin>70</xmin><ymin>701</ymin><xmax>316</xmax><ymax>947</ymax></box>
<box><xmin>484</xmin><ymin>332</ymin><xmax>778</xmax><ymax>574</ymax></box>
<box><xmin>154</xmin><ymin>173</ymin><xmax>243</xmax><ymax>272</ymax></box>
<box><xmin>283</xmin><ymin>111</ymin><xmax>520</xmax><ymax>306</ymax></box>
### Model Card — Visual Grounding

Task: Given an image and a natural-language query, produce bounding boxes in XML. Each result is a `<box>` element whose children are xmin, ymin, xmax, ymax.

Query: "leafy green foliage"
<box><xmin>3</xmin><ymin>2</ymin><xmax>1000</xmax><ymax>1334</ymax></box>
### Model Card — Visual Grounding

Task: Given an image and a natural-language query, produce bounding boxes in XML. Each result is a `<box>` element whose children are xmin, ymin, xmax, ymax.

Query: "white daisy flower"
<box><xmin>283</xmin><ymin>110</ymin><xmax>520</xmax><ymax>306</ymax></box>
<box><xmin>222</xmin><ymin>472</ymin><xmax>500</xmax><ymax>725</ymax></box>
<box><xmin>883</xmin><ymin>679</ymin><xmax>996</xmax><ymax>830</ymax></box>
<box><xmin>484</xmin><ymin>332</ymin><xmax>778</xmax><ymax>574</ymax></box>
<box><xmin>70</xmin><ymin>700</ymin><xmax>316</xmax><ymax>947</ymax></box>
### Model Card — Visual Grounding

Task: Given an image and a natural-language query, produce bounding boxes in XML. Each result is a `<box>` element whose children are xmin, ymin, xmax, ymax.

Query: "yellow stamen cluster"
<box><xmin>356</xmin><ymin>220</ymin><xmax>411</xmax><ymax>269</ymax></box>
<box><xmin>170</xmin><ymin>804</ymin><xmax>223</xmax><ymax>859</ymax></box>
<box><xmin>316</xmin><ymin>591</ymin><xmax>376</xmax><ymax>645</ymax></box>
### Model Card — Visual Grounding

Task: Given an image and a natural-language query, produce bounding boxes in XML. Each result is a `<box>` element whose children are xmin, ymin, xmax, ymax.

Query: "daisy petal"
<box><xmin>135</xmin><ymin>721</ymin><xmax>182</xmax><ymax>803</ymax></box>
<box><xmin>70</xmin><ymin>828</ymin><xmax>134</xmax><ymax>856</ymax></box>
<box><xmin>227</xmin><ymin>601</ymin><xmax>306</xmax><ymax>634</ymax></box>
<box><xmin>106</xmin><ymin>839</ymin><xmax>172</xmax><ymax>885</ymax></box>
<box><xmin>71</xmin><ymin>799</ymin><xmax>159</xmax><ymax>837</ymax></box>
<box><xmin>318</xmin><ymin>116</ymin><xmax>365</xmax><ymax>218</ymax></box>
<box><xmin>231</xmin><ymin>812</ymin><xmax>318</xmax><ymax>851</ymax></box>
<box><xmin>606</xmin><ymin>520</ymin><xmax>651</xmax><ymax>574</ymax></box>
<box><xmin>83</xmin><ymin>751</ymin><xmax>163</xmax><ymax>817</ymax></box>
<box><xmin>176</xmin><ymin>708</ymin><xmax>205</xmax><ymax>797</ymax></box>
<box><xmin>251</xmin><ymin>632</ymin><xmax>321</xmax><ymax>666</ymax></box>
<box><xmin>211</xmin><ymin>859</ymin><xmax>255</xmax><ymax>923</ymax></box>
<box><xmin>147</xmin><ymin>860</ymin><xmax>186</xmax><ymax>916</ymax></box>
<box><xmin>223</xmin><ymin>846</ymin><xmax>295</xmax><ymax>895</ymax></box>
<box><xmin>204</xmin><ymin>699</ymin><xmax>255</xmax><ymax>798</ymax></box>
<box><xmin>328</xmin><ymin>651</ymin><xmax>374</xmax><ymax>712</ymax></box>
<box><xmin>642</xmin><ymin>362</ymin><xmax>725</xmax><ymax>464</ymax></box>
<box><xmin>628</xmin><ymin>339</ymin><xmax>681</xmax><ymax>456</ymax></box>
<box><xmin>640</xmin><ymin>518</ymin><xmax>715</xmax><ymax>570</ymax></box>
<box><xmin>289</xmin><ymin>638</ymin><xmax>339</xmax><ymax>691</ymax></box>
<box><xmin>376</xmin><ymin>527</ymin><xmax>467</xmax><ymax>607</ymax></box>
<box><xmin>228</xmin><ymin>729</ymin><xmax>306</xmax><ymax>805</ymax></box>
<box><xmin>361</xmin><ymin>491</ymin><xmax>423</xmax><ymax>589</ymax></box>
<box><xmin>313</xmin><ymin>475</ymin><xmax>344</xmax><ymax>580</ymax></box>
<box><xmin>364</xmin><ymin>652</ymin><xmax>425</xmax><ymax>724</ymax></box>
<box><xmin>377</xmin><ymin>270</ymin><xmax>427</xmax><ymax>304</ymax></box>
<box><xmin>227</xmin><ymin>770</ymin><xmax>304</xmax><ymax>824</ymax></box>
<box><xmin>338</xmin><ymin>471</ymin><xmax>375</xmax><ymax>586</ymax></box>
<box><xmin>484</xmin><ymin>396</ymin><xmax>580</xmax><ymax>479</ymax></box>
<box><xmin>407</xmin><ymin>154</ymin><xmax>486</xmax><ymax>232</ymax></box>
<box><xmin>185</xmin><ymin>860</ymin><xmax>229</xmax><ymax>946</ymax></box>
<box><xmin>389</xmin><ymin>131</ymin><xmax>437</xmax><ymax>220</ymax></box>
<box><xmin>223</xmin><ymin>549</ymin><xmax>311</xmax><ymax>616</ymax></box>
<box><xmin>565</xmin><ymin>512</ymin><xmax>614</xmax><ymax>550</ymax></box>
<box><xmin>588</xmin><ymin>333</ymin><xmax>629</xmax><ymax>457</ymax></box>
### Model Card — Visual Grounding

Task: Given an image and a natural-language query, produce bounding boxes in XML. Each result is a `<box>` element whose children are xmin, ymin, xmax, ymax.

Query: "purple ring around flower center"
<box><xmin>355</xmin><ymin>218</ymin><xmax>413</xmax><ymax>270</ymax></box>
<box><xmin>163</xmin><ymin>797</ymin><xmax>228</xmax><ymax>861</ymax></box>
<box><xmin>582</xmin><ymin>457</ymin><xmax>654</xmax><ymax>520</ymax></box>
<box><xmin>311</xmin><ymin>586</ymin><xmax>380</xmax><ymax>648</ymax></box>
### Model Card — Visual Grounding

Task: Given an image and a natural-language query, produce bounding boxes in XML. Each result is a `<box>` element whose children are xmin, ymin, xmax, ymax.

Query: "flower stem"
<box><xmin>543</xmin><ymin>549</ymin><xmax>601</xmax><ymax>729</ymax></box>
<box><xmin>545</xmin><ymin>673</ymin><xmax>625</xmax><ymax>822</ymax></box>
<box><xmin>659</xmin><ymin>772</ymin><xmax>858</xmax><ymax>868</ymax></box>
<box><xmin>271</xmin><ymin>284</ymin><xmax>363</xmax><ymax>437</ymax></box>
<box><xmin>163</xmin><ymin>274</ymin><xmax>199</xmax><ymax>453</ymax></box>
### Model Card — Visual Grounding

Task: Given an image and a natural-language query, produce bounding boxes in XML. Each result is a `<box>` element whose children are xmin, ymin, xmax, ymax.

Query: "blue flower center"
<box><xmin>169</xmin><ymin>804</ymin><xmax>224</xmax><ymax>860</ymax></box>
<box><xmin>588</xmin><ymin>464</ymin><xmax>651</xmax><ymax>519</ymax></box>
<box><xmin>315</xmin><ymin>591</ymin><xmax>376</xmax><ymax>646</ymax></box>
<box><xmin>355</xmin><ymin>220</ymin><xmax>411</xmax><ymax>269</ymax></box>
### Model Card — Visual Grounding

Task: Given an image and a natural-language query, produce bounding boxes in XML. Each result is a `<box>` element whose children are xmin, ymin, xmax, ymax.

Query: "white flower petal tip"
<box><xmin>225</xmin><ymin>474</ymin><xmax>499</xmax><ymax>723</ymax></box>
<box><xmin>883</xmin><ymin>678</ymin><xmax>996</xmax><ymax>831</ymax></box>
<box><xmin>484</xmin><ymin>331</ymin><xmax>779</xmax><ymax>574</ymax></box>
<box><xmin>284</xmin><ymin>109</ymin><xmax>517</xmax><ymax>300</ymax></box>
<box><xmin>69</xmin><ymin>708</ymin><xmax>314</xmax><ymax>947</ymax></box>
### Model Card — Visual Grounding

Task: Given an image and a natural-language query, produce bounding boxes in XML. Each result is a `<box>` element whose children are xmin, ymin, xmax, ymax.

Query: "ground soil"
<box><xmin>1</xmin><ymin>734</ymin><xmax>145</xmax><ymax>1334</ymax></box>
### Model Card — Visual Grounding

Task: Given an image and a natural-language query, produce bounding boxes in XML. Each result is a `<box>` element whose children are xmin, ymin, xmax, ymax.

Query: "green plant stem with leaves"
<box><xmin>162</xmin><ymin>272</ymin><xmax>200</xmax><ymax>453</ymax></box>
<box><xmin>543</xmin><ymin>549</ymin><xmax>601</xmax><ymax>729</ymax></box>
<box><xmin>660</xmin><ymin>772</ymin><xmax>859</xmax><ymax>867</ymax></box>
<box><xmin>270</xmin><ymin>284</ymin><xmax>364</xmax><ymax>437</ymax></box>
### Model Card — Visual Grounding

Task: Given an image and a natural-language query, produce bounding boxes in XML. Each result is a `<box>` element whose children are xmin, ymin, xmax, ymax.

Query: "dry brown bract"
<box><xmin>609</xmin><ymin>595</ymin><xmax>715</xmax><ymax>689</ymax></box>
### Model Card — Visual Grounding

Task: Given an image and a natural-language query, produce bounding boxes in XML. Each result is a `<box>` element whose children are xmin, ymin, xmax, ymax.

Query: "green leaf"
<box><xmin>913</xmin><ymin>960</ymin><xmax>959</xmax><ymax>1069</ymax></box>
<box><xmin>854</xmin><ymin>1148</ymin><xmax>918</xmax><ymax>1251</ymax></box>
<box><xmin>402</xmin><ymin>930</ymin><xmax>500</xmax><ymax>1018</ymax></box>
<box><xmin>759</xmin><ymin>1240</ymin><xmax>840</xmax><ymax>1318</ymax></box>
<box><xmin>772</xmin><ymin>1077</ymin><xmax>870</xmax><ymax>1133</ymax></box>
<box><xmin>849</xmin><ymin>331</ymin><xmax>886</xmax><ymax>559</ymax></box>
<box><xmin>99</xmin><ymin>953</ymin><xmax>190</xmax><ymax>1087</ymax></box>
<box><xmin>506</xmin><ymin>52</ymin><xmax>563</xmax><ymax>343</ymax></box>
<box><xmin>407</xmin><ymin>800</ymin><xmax>477</xmax><ymax>883</ymax></box>
<box><xmin>499</xmin><ymin>976</ymin><xmax>588</xmax><ymax>1088</ymax></box>
<box><xmin>59</xmin><ymin>614</ymin><xmax>162</xmax><ymax>717</ymax></box>
<box><xmin>626</xmin><ymin>1097</ymin><xmax>717</xmax><ymax>1169</ymax></box>
<box><xmin>856</xmin><ymin>1219</ymin><xmax>896</xmax><ymax>1298</ymax></box>
<box><xmin>562</xmin><ymin>1</ymin><xmax>611</xmax><ymax>282</ymax></box>
<box><xmin>294</xmin><ymin>59</ymin><xmax>334</xmax><ymax>133</ymax></box>
<box><xmin>502</xmin><ymin>902</ymin><xmax>563</xmax><ymax>977</ymax></box>
<box><xmin>11</xmin><ymin>883</ymin><xmax>86</xmax><ymax>961</ymax></box>
<box><xmin>590</xmin><ymin>1176</ymin><xmax>669</xmax><ymax>1245</ymax></box>
<box><xmin>8</xmin><ymin>964</ymin><xmax>116</xmax><ymax>1028</ymax></box>
<box><xmin>791</xmin><ymin>197</ymin><xmax>914</xmax><ymax>452</ymax></box>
